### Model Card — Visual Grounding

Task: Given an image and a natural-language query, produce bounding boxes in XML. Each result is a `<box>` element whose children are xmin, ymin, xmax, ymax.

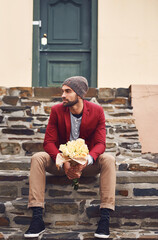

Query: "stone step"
<box><xmin>0</xmin><ymin>170</ymin><xmax>158</xmax><ymax>201</ymax></box>
<box><xmin>1</xmin><ymin>196</ymin><xmax>158</xmax><ymax>232</ymax></box>
<box><xmin>0</xmin><ymin>227</ymin><xmax>158</xmax><ymax>240</ymax></box>
<box><xmin>0</xmin><ymin>155</ymin><xmax>157</xmax><ymax>172</ymax></box>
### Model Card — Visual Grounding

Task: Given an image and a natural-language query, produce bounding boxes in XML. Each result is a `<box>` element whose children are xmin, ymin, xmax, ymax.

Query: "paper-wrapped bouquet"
<box><xmin>56</xmin><ymin>138</ymin><xmax>89</xmax><ymax>190</ymax></box>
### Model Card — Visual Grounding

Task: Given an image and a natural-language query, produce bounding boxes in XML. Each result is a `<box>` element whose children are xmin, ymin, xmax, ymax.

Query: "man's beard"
<box><xmin>62</xmin><ymin>96</ymin><xmax>79</xmax><ymax>107</ymax></box>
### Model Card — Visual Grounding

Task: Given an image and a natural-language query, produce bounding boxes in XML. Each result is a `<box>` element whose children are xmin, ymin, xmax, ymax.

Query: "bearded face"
<box><xmin>62</xmin><ymin>85</ymin><xmax>79</xmax><ymax>107</ymax></box>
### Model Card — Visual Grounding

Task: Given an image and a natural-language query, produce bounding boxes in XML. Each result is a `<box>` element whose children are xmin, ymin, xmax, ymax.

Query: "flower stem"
<box><xmin>72</xmin><ymin>178</ymin><xmax>79</xmax><ymax>190</ymax></box>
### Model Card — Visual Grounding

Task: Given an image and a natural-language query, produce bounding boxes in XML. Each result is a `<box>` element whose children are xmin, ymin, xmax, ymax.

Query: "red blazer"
<box><xmin>43</xmin><ymin>100</ymin><xmax>106</xmax><ymax>161</ymax></box>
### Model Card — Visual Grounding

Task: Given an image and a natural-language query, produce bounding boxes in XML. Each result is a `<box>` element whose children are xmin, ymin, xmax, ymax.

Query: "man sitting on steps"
<box><xmin>24</xmin><ymin>76</ymin><xmax>116</xmax><ymax>239</ymax></box>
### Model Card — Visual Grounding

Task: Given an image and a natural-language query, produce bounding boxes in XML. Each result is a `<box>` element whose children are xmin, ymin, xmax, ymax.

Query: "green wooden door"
<box><xmin>32</xmin><ymin>0</ymin><xmax>97</xmax><ymax>87</ymax></box>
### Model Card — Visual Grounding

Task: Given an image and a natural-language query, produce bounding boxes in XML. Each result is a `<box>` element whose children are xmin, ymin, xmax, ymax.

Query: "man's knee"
<box><xmin>31</xmin><ymin>152</ymin><xmax>49</xmax><ymax>166</ymax></box>
<box><xmin>99</xmin><ymin>153</ymin><xmax>116</xmax><ymax>167</ymax></box>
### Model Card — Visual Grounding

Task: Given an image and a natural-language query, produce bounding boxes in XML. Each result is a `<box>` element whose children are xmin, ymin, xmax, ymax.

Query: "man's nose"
<box><xmin>62</xmin><ymin>92</ymin><xmax>66</xmax><ymax>98</ymax></box>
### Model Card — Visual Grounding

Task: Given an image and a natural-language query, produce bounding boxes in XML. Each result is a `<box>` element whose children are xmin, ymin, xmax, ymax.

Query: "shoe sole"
<box><xmin>24</xmin><ymin>229</ymin><xmax>45</xmax><ymax>238</ymax></box>
<box><xmin>94</xmin><ymin>233</ymin><xmax>109</xmax><ymax>238</ymax></box>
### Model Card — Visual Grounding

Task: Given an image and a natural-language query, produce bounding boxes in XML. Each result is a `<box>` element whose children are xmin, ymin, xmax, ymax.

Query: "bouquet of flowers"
<box><xmin>56</xmin><ymin>138</ymin><xmax>89</xmax><ymax>190</ymax></box>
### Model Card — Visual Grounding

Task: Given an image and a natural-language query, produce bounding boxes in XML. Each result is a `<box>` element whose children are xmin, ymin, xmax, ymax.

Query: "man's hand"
<box><xmin>72</xmin><ymin>161</ymin><xmax>88</xmax><ymax>173</ymax></box>
<box><xmin>63</xmin><ymin>161</ymin><xmax>88</xmax><ymax>180</ymax></box>
<box><xmin>63</xmin><ymin>161</ymin><xmax>81</xmax><ymax>180</ymax></box>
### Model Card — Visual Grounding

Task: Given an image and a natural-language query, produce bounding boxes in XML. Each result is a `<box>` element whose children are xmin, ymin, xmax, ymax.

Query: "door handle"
<box><xmin>41</xmin><ymin>34</ymin><xmax>47</xmax><ymax>45</ymax></box>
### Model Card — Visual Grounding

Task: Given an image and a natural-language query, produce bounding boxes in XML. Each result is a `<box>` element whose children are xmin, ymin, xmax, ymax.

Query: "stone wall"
<box><xmin>0</xmin><ymin>87</ymin><xmax>158</xmax><ymax>239</ymax></box>
<box><xmin>0</xmin><ymin>86</ymin><xmax>140</xmax><ymax>158</ymax></box>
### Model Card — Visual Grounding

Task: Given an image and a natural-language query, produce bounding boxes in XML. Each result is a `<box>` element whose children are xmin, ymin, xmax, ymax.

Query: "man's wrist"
<box><xmin>87</xmin><ymin>155</ymin><xmax>93</xmax><ymax>165</ymax></box>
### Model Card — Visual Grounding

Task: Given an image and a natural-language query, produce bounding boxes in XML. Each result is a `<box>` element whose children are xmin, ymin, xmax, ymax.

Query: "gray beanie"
<box><xmin>62</xmin><ymin>76</ymin><xmax>89</xmax><ymax>98</ymax></box>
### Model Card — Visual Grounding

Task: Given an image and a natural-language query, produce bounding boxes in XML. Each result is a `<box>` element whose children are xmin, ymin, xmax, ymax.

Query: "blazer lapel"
<box><xmin>63</xmin><ymin>106</ymin><xmax>71</xmax><ymax>141</ymax></box>
<box><xmin>80</xmin><ymin>101</ymin><xmax>90</xmax><ymax>137</ymax></box>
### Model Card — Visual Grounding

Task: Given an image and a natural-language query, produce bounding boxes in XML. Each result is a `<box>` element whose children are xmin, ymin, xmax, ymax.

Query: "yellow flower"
<box><xmin>59</xmin><ymin>138</ymin><xmax>89</xmax><ymax>158</ymax></box>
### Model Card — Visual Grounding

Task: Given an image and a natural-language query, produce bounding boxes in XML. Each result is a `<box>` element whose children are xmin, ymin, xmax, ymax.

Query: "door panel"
<box><xmin>48</xmin><ymin>1</ymin><xmax>81</xmax><ymax>44</ymax></box>
<box><xmin>34</xmin><ymin>0</ymin><xmax>97</xmax><ymax>87</ymax></box>
<box><xmin>40</xmin><ymin>52</ymin><xmax>90</xmax><ymax>86</ymax></box>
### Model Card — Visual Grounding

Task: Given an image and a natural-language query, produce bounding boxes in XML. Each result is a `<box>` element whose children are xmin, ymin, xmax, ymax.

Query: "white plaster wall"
<box><xmin>1</xmin><ymin>0</ymin><xmax>158</xmax><ymax>88</ymax></box>
<box><xmin>0</xmin><ymin>0</ymin><xmax>33</xmax><ymax>87</ymax></box>
<box><xmin>98</xmin><ymin>0</ymin><xmax>158</xmax><ymax>88</ymax></box>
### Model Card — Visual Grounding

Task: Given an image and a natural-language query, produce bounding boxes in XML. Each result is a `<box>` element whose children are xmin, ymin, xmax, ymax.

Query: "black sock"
<box><xmin>100</xmin><ymin>208</ymin><xmax>110</xmax><ymax>221</ymax></box>
<box><xmin>32</xmin><ymin>207</ymin><xmax>43</xmax><ymax>220</ymax></box>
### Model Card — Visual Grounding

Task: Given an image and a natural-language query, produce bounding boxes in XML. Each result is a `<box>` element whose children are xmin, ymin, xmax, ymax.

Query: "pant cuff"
<box><xmin>100</xmin><ymin>203</ymin><xmax>115</xmax><ymax>211</ymax></box>
<box><xmin>28</xmin><ymin>202</ymin><xmax>45</xmax><ymax>209</ymax></box>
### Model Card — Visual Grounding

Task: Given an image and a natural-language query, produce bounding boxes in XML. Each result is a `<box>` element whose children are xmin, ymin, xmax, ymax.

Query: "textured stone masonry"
<box><xmin>0</xmin><ymin>86</ymin><xmax>139</xmax><ymax>159</ymax></box>
<box><xmin>0</xmin><ymin>86</ymin><xmax>158</xmax><ymax>239</ymax></box>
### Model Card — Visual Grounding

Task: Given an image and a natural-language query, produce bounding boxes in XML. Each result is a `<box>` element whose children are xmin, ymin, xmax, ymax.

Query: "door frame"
<box><xmin>32</xmin><ymin>0</ymin><xmax>98</xmax><ymax>87</ymax></box>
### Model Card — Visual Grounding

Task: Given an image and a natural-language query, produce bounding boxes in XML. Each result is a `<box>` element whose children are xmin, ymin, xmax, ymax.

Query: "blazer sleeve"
<box><xmin>43</xmin><ymin>107</ymin><xmax>60</xmax><ymax>161</ymax></box>
<box><xmin>89</xmin><ymin>106</ymin><xmax>106</xmax><ymax>161</ymax></box>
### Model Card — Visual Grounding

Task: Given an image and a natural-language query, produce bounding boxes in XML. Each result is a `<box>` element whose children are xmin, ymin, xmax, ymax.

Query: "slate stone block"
<box><xmin>138</xmin><ymin>236</ymin><xmax>158</xmax><ymax>240</ymax></box>
<box><xmin>116</xmin><ymin>88</ymin><xmax>130</xmax><ymax>97</ymax></box>
<box><xmin>0</xmin><ymin>115</ymin><xmax>3</xmax><ymax>123</ymax></box>
<box><xmin>22</xmin><ymin>142</ymin><xmax>44</xmax><ymax>153</ymax></box>
<box><xmin>0</xmin><ymin>175</ymin><xmax>27</xmax><ymax>181</ymax></box>
<box><xmin>78</xmin><ymin>176</ymin><xmax>98</xmax><ymax>184</ymax></box>
<box><xmin>107</xmin><ymin>118</ymin><xmax>135</xmax><ymax>124</ymax></box>
<box><xmin>0</xmin><ymin>87</ymin><xmax>7</xmax><ymax>96</ymax></box>
<box><xmin>128</xmin><ymin>164</ymin><xmax>157</xmax><ymax>172</ymax></box>
<box><xmin>98</xmin><ymin>88</ymin><xmax>116</xmax><ymax>98</ymax></box>
<box><xmin>55</xmin><ymin>221</ymin><xmax>76</xmax><ymax>226</ymax></box>
<box><xmin>0</xmin><ymin>203</ymin><xmax>5</xmax><ymax>213</ymax></box>
<box><xmin>112</xmin><ymin>206</ymin><xmax>158</xmax><ymax>219</ymax></box>
<box><xmin>8</xmin><ymin>117</ymin><xmax>33</xmax><ymax>122</ymax></box>
<box><xmin>87</xmin><ymin>205</ymin><xmax>158</xmax><ymax>219</ymax></box>
<box><xmin>47</xmin><ymin>175</ymin><xmax>97</xmax><ymax>186</ymax></box>
<box><xmin>14</xmin><ymin>216</ymin><xmax>32</xmax><ymax>225</ymax></box>
<box><xmin>37</xmin><ymin>117</ymin><xmax>48</xmax><ymax>122</ymax></box>
<box><xmin>106</xmin><ymin>143</ymin><xmax>116</xmax><ymax>149</ymax></box>
<box><xmin>41</xmin><ymin>232</ymin><xmax>80</xmax><ymax>240</ymax></box>
<box><xmin>0</xmin><ymin>106</ymin><xmax>30</xmax><ymax>113</ymax></box>
<box><xmin>45</xmin><ymin>199</ymin><xmax>78</xmax><ymax>214</ymax></box>
<box><xmin>86</xmin><ymin>88</ymin><xmax>98</xmax><ymax>98</ymax></box>
<box><xmin>133</xmin><ymin>188</ymin><xmax>158</xmax><ymax>196</ymax></box>
<box><xmin>115</xmin><ymin>127</ymin><xmax>138</xmax><ymax>133</ymax></box>
<box><xmin>37</xmin><ymin>127</ymin><xmax>46</xmax><ymax>134</ymax></box>
<box><xmin>2</xmin><ymin>96</ymin><xmax>19</xmax><ymax>106</ymax></box>
<box><xmin>0</xmin><ymin>217</ymin><xmax>10</xmax><ymax>226</ymax></box>
<box><xmin>21</xmin><ymin>188</ymin><xmax>29</xmax><ymax>196</ymax></box>
<box><xmin>49</xmin><ymin>189</ymin><xmax>71</xmax><ymax>197</ymax></box>
<box><xmin>97</xmin><ymin>97</ymin><xmax>128</xmax><ymax>105</ymax></box>
<box><xmin>86</xmin><ymin>205</ymin><xmax>99</xmax><ymax>218</ymax></box>
<box><xmin>2</xmin><ymin>128</ymin><xmax>34</xmax><ymax>135</ymax></box>
<box><xmin>78</xmin><ymin>191</ymin><xmax>97</xmax><ymax>196</ymax></box>
<box><xmin>119</xmin><ymin>134</ymin><xmax>139</xmax><ymax>139</ymax></box>
<box><xmin>46</xmin><ymin>175</ymin><xmax>72</xmax><ymax>185</ymax></box>
<box><xmin>44</xmin><ymin>106</ymin><xmax>51</xmax><ymax>114</ymax></box>
<box><xmin>141</xmin><ymin>221</ymin><xmax>158</xmax><ymax>228</ymax></box>
<box><xmin>9</xmin><ymin>87</ymin><xmax>33</xmax><ymax>98</ymax></box>
<box><xmin>116</xmin><ymin>190</ymin><xmax>128</xmax><ymax>196</ymax></box>
<box><xmin>0</xmin><ymin>162</ymin><xmax>29</xmax><ymax>171</ymax></box>
<box><xmin>123</xmin><ymin>221</ymin><xmax>138</xmax><ymax>226</ymax></box>
<box><xmin>0</xmin><ymin>142</ymin><xmax>21</xmax><ymax>155</ymax></box>
<box><xmin>118</xmin><ymin>164</ymin><xmax>128</xmax><ymax>171</ymax></box>
<box><xmin>109</xmin><ymin>112</ymin><xmax>132</xmax><ymax>117</ymax></box>
<box><xmin>119</xmin><ymin>142</ymin><xmax>141</xmax><ymax>150</ymax></box>
<box><xmin>0</xmin><ymin>185</ymin><xmax>18</xmax><ymax>198</ymax></box>
<box><xmin>34</xmin><ymin>87</ymin><xmax>62</xmax><ymax>98</ymax></box>
<box><xmin>21</xmin><ymin>101</ymin><xmax>41</xmax><ymax>107</ymax></box>
<box><xmin>11</xmin><ymin>125</ymin><xmax>27</xmax><ymax>129</ymax></box>
<box><xmin>51</xmin><ymin>97</ymin><xmax>62</xmax><ymax>102</ymax></box>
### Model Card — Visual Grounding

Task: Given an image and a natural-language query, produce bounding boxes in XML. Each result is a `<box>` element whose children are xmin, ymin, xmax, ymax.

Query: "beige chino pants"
<box><xmin>28</xmin><ymin>152</ymin><xmax>116</xmax><ymax>211</ymax></box>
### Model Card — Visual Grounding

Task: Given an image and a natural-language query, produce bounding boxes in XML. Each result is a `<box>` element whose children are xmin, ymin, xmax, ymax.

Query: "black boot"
<box><xmin>94</xmin><ymin>208</ymin><xmax>110</xmax><ymax>239</ymax></box>
<box><xmin>24</xmin><ymin>207</ymin><xmax>45</xmax><ymax>238</ymax></box>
